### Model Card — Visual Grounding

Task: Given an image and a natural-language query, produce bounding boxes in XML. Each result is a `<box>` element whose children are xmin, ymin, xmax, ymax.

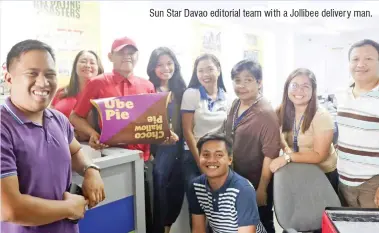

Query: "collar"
<box><xmin>349</xmin><ymin>81</ymin><xmax>379</xmax><ymax>96</ymax></box>
<box><xmin>205</xmin><ymin>168</ymin><xmax>234</xmax><ymax>194</ymax></box>
<box><xmin>4</xmin><ymin>97</ymin><xmax>53</xmax><ymax>125</ymax></box>
<box><xmin>112</xmin><ymin>69</ymin><xmax>137</xmax><ymax>85</ymax></box>
<box><xmin>199</xmin><ymin>86</ymin><xmax>226</xmax><ymax>101</ymax></box>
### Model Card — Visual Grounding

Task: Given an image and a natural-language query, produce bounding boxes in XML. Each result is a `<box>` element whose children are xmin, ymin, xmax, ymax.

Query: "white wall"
<box><xmin>293</xmin><ymin>30</ymin><xmax>379</xmax><ymax>96</ymax></box>
<box><xmin>6</xmin><ymin>1</ymin><xmax>376</xmax><ymax>106</ymax></box>
<box><xmin>0</xmin><ymin>1</ymin><xmax>37</xmax><ymax>64</ymax></box>
<box><xmin>99</xmin><ymin>1</ymin><xmax>296</xmax><ymax>105</ymax></box>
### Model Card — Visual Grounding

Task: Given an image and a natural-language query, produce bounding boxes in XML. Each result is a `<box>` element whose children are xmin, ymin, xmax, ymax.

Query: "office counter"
<box><xmin>72</xmin><ymin>147</ymin><xmax>146</xmax><ymax>233</ymax></box>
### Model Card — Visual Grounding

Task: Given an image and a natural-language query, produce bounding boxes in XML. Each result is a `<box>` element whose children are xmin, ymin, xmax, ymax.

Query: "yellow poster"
<box><xmin>32</xmin><ymin>1</ymin><xmax>101</xmax><ymax>87</ymax></box>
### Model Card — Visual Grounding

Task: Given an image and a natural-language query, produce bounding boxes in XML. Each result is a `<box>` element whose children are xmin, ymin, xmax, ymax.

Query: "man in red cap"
<box><xmin>69</xmin><ymin>36</ymin><xmax>155</xmax><ymax>159</ymax></box>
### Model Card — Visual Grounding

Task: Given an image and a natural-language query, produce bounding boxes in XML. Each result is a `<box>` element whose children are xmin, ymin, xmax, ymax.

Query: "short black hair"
<box><xmin>231</xmin><ymin>59</ymin><xmax>262</xmax><ymax>82</ymax></box>
<box><xmin>6</xmin><ymin>39</ymin><xmax>55</xmax><ymax>71</ymax></box>
<box><xmin>348</xmin><ymin>39</ymin><xmax>379</xmax><ymax>60</ymax></box>
<box><xmin>197</xmin><ymin>133</ymin><xmax>233</xmax><ymax>156</ymax></box>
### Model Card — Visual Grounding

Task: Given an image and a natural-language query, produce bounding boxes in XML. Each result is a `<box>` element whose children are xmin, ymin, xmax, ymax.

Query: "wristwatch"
<box><xmin>83</xmin><ymin>164</ymin><xmax>100</xmax><ymax>174</ymax></box>
<box><xmin>284</xmin><ymin>153</ymin><xmax>291</xmax><ymax>163</ymax></box>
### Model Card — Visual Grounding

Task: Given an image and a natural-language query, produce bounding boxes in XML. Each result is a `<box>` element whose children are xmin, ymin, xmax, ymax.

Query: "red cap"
<box><xmin>111</xmin><ymin>37</ymin><xmax>138</xmax><ymax>52</ymax></box>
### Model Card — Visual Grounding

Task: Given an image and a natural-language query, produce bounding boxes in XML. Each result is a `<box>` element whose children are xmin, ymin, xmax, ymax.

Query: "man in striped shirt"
<box><xmin>187</xmin><ymin>133</ymin><xmax>266</xmax><ymax>233</ymax></box>
<box><xmin>336</xmin><ymin>39</ymin><xmax>379</xmax><ymax>208</ymax></box>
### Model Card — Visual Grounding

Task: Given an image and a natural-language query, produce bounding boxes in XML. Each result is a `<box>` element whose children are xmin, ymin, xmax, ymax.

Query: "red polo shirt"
<box><xmin>51</xmin><ymin>88</ymin><xmax>78</xmax><ymax>118</ymax></box>
<box><xmin>73</xmin><ymin>70</ymin><xmax>155</xmax><ymax>161</ymax></box>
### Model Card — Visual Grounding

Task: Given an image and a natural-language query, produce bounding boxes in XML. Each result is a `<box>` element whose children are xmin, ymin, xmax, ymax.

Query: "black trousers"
<box><xmin>258</xmin><ymin>179</ymin><xmax>275</xmax><ymax>233</ymax></box>
<box><xmin>325</xmin><ymin>169</ymin><xmax>339</xmax><ymax>195</ymax></box>
<box><xmin>152</xmin><ymin>145</ymin><xmax>184</xmax><ymax>233</ymax></box>
<box><xmin>144</xmin><ymin>165</ymin><xmax>153</xmax><ymax>233</ymax></box>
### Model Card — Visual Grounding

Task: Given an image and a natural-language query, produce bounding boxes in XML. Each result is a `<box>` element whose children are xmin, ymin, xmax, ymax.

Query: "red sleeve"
<box><xmin>142</xmin><ymin>144</ymin><xmax>150</xmax><ymax>161</ymax></box>
<box><xmin>149</xmin><ymin>82</ymin><xmax>155</xmax><ymax>93</ymax></box>
<box><xmin>73</xmin><ymin>79</ymin><xmax>100</xmax><ymax>117</ymax></box>
<box><xmin>125</xmin><ymin>144</ymin><xmax>150</xmax><ymax>161</ymax></box>
<box><xmin>51</xmin><ymin>88</ymin><xmax>64</xmax><ymax>107</ymax></box>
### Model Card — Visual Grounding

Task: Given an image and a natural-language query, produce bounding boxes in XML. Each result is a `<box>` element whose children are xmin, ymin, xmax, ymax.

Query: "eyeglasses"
<box><xmin>289</xmin><ymin>83</ymin><xmax>311</xmax><ymax>92</ymax></box>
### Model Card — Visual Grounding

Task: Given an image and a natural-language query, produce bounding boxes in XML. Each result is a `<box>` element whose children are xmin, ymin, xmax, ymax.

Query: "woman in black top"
<box><xmin>147</xmin><ymin>47</ymin><xmax>186</xmax><ymax>233</ymax></box>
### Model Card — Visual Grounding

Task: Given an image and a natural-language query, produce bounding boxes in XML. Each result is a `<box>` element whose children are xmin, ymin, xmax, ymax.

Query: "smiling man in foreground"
<box><xmin>186</xmin><ymin>133</ymin><xmax>267</xmax><ymax>233</ymax></box>
<box><xmin>1</xmin><ymin>39</ymin><xmax>105</xmax><ymax>233</ymax></box>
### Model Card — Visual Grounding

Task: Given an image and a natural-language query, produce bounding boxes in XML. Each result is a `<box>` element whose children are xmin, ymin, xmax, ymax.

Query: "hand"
<box><xmin>256</xmin><ymin>186</ymin><xmax>267</xmax><ymax>207</ymax></box>
<box><xmin>284</xmin><ymin>146</ymin><xmax>293</xmax><ymax>154</ymax></box>
<box><xmin>375</xmin><ymin>187</ymin><xmax>379</xmax><ymax>208</ymax></box>
<box><xmin>270</xmin><ymin>156</ymin><xmax>288</xmax><ymax>173</ymax></box>
<box><xmin>89</xmin><ymin>132</ymin><xmax>108</xmax><ymax>150</ymax></box>
<box><xmin>162</xmin><ymin>130</ymin><xmax>179</xmax><ymax>145</ymax></box>
<box><xmin>82</xmin><ymin>169</ymin><xmax>105</xmax><ymax>208</ymax></box>
<box><xmin>63</xmin><ymin>192</ymin><xmax>88</xmax><ymax>220</ymax></box>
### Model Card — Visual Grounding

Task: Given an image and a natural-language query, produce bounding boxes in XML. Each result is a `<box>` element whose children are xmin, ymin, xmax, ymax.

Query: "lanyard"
<box><xmin>293</xmin><ymin>115</ymin><xmax>304</xmax><ymax>152</ymax></box>
<box><xmin>231</xmin><ymin>96</ymin><xmax>262</xmax><ymax>138</ymax></box>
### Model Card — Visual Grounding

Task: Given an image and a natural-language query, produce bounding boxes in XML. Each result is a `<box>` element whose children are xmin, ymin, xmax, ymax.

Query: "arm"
<box><xmin>256</xmin><ymin>157</ymin><xmax>273</xmax><ymax>205</ymax></box>
<box><xmin>257</xmin><ymin>113</ymin><xmax>281</xmax><ymax>205</ymax></box>
<box><xmin>181</xmin><ymin>89</ymin><xmax>201</xmax><ymax>165</ymax></box>
<box><xmin>69</xmin><ymin>80</ymin><xmax>107</xmax><ymax>150</ymax></box>
<box><xmin>65</xmin><ymin>117</ymin><xmax>105</xmax><ymax>208</ymax></box>
<box><xmin>238</xmin><ymin>226</ymin><xmax>256</xmax><ymax>233</ymax></box>
<box><xmin>270</xmin><ymin>110</ymin><xmax>334</xmax><ymax>173</ymax></box>
<box><xmin>70</xmin><ymin>136</ymin><xmax>105</xmax><ymax>208</ymax></box>
<box><xmin>289</xmin><ymin>129</ymin><xmax>333</xmax><ymax>164</ymax></box>
<box><xmin>186</xmin><ymin>178</ymin><xmax>206</xmax><ymax>233</ymax></box>
<box><xmin>236</xmin><ymin>184</ymin><xmax>260</xmax><ymax>233</ymax></box>
<box><xmin>70</xmin><ymin>137</ymin><xmax>94</xmax><ymax>176</ymax></box>
<box><xmin>0</xmin><ymin>127</ymin><xmax>84</xmax><ymax>226</ymax></box>
<box><xmin>182</xmin><ymin>112</ymin><xmax>200</xmax><ymax>164</ymax></box>
<box><xmin>288</xmin><ymin>110</ymin><xmax>334</xmax><ymax>164</ymax></box>
<box><xmin>192</xmin><ymin>214</ymin><xmax>207</xmax><ymax>233</ymax></box>
<box><xmin>69</xmin><ymin>80</ymin><xmax>99</xmax><ymax>137</ymax></box>
<box><xmin>70</xmin><ymin>112</ymin><xmax>98</xmax><ymax>138</ymax></box>
<box><xmin>1</xmin><ymin>176</ymin><xmax>71</xmax><ymax>226</ymax></box>
<box><xmin>280</xmin><ymin>131</ymin><xmax>292</xmax><ymax>153</ymax></box>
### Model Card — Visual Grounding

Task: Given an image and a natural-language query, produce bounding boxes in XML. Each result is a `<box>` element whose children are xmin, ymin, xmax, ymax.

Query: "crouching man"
<box><xmin>187</xmin><ymin>133</ymin><xmax>267</xmax><ymax>233</ymax></box>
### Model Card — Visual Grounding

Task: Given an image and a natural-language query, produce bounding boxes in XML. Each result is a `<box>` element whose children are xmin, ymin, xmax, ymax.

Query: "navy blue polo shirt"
<box><xmin>187</xmin><ymin>169</ymin><xmax>266</xmax><ymax>233</ymax></box>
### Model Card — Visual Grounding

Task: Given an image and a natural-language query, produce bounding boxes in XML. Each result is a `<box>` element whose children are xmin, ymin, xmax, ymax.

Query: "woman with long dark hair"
<box><xmin>181</xmin><ymin>53</ymin><xmax>230</xmax><ymax>190</ymax></box>
<box><xmin>270</xmin><ymin>68</ymin><xmax>338</xmax><ymax>193</ymax></box>
<box><xmin>51</xmin><ymin>50</ymin><xmax>104</xmax><ymax>141</ymax></box>
<box><xmin>147</xmin><ymin>47</ymin><xmax>186</xmax><ymax>233</ymax></box>
<box><xmin>51</xmin><ymin>50</ymin><xmax>104</xmax><ymax>118</ymax></box>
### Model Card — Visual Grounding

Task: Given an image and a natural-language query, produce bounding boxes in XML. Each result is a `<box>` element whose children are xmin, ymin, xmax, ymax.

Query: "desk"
<box><xmin>72</xmin><ymin>147</ymin><xmax>146</xmax><ymax>233</ymax></box>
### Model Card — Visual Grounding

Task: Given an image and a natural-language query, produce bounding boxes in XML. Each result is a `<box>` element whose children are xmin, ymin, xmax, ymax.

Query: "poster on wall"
<box><xmin>90</xmin><ymin>92</ymin><xmax>171</xmax><ymax>146</ymax></box>
<box><xmin>243</xmin><ymin>50</ymin><xmax>260</xmax><ymax>61</ymax></box>
<box><xmin>243</xmin><ymin>33</ymin><xmax>263</xmax><ymax>63</ymax></box>
<box><xmin>193</xmin><ymin>22</ymin><xmax>222</xmax><ymax>59</ymax></box>
<box><xmin>32</xmin><ymin>0</ymin><xmax>101</xmax><ymax>87</ymax></box>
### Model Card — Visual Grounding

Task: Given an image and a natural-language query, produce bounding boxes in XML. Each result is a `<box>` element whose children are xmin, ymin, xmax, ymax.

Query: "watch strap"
<box><xmin>83</xmin><ymin>164</ymin><xmax>100</xmax><ymax>174</ymax></box>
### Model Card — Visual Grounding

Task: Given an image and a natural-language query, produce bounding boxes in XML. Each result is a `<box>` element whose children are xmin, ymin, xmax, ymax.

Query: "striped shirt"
<box><xmin>336</xmin><ymin>84</ymin><xmax>379</xmax><ymax>186</ymax></box>
<box><xmin>187</xmin><ymin>169</ymin><xmax>266</xmax><ymax>233</ymax></box>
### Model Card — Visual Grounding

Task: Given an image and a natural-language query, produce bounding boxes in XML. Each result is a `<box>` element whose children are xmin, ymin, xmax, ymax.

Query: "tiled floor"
<box><xmin>171</xmin><ymin>196</ymin><xmax>283</xmax><ymax>233</ymax></box>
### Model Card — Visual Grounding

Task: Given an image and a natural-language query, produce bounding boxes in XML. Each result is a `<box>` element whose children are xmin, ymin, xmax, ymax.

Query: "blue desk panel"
<box><xmin>79</xmin><ymin>195</ymin><xmax>135</xmax><ymax>233</ymax></box>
